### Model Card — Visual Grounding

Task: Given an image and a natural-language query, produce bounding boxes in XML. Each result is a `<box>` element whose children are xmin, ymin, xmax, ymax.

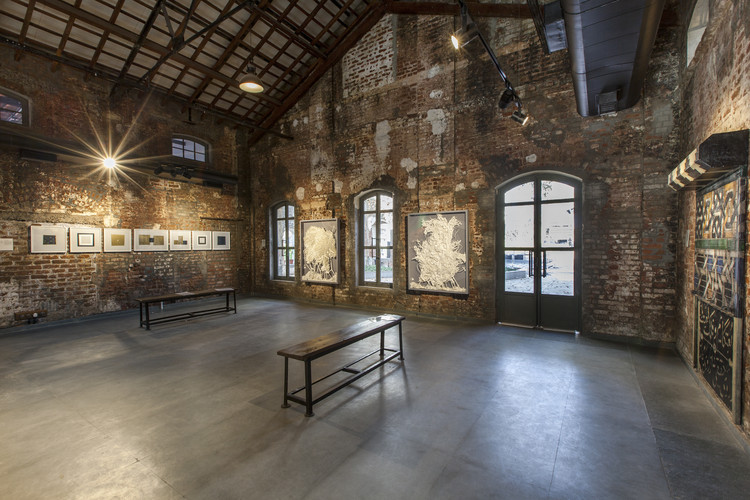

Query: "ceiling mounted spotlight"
<box><xmin>511</xmin><ymin>109</ymin><xmax>529</xmax><ymax>126</ymax></box>
<box><xmin>498</xmin><ymin>88</ymin><xmax>516</xmax><ymax>109</ymax></box>
<box><xmin>238</xmin><ymin>66</ymin><xmax>264</xmax><ymax>93</ymax></box>
<box><xmin>451</xmin><ymin>24</ymin><xmax>479</xmax><ymax>49</ymax></box>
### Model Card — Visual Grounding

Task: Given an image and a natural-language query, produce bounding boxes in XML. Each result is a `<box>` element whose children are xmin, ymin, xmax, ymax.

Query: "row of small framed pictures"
<box><xmin>29</xmin><ymin>226</ymin><xmax>231</xmax><ymax>254</ymax></box>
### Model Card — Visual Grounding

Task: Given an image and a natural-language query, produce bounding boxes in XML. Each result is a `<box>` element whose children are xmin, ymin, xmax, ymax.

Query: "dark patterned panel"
<box><xmin>698</xmin><ymin>301</ymin><xmax>734</xmax><ymax>409</ymax></box>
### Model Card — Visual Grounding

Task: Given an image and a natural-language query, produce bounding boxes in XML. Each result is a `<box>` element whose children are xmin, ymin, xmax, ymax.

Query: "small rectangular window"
<box><xmin>172</xmin><ymin>136</ymin><xmax>209</xmax><ymax>163</ymax></box>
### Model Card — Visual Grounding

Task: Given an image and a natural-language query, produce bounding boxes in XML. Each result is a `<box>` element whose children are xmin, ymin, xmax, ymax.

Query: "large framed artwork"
<box><xmin>169</xmin><ymin>230</ymin><xmax>192</xmax><ymax>251</ymax></box>
<box><xmin>212</xmin><ymin>231</ymin><xmax>231</xmax><ymax>250</ymax></box>
<box><xmin>30</xmin><ymin>225</ymin><xmax>67</xmax><ymax>253</ymax></box>
<box><xmin>103</xmin><ymin>228</ymin><xmax>132</xmax><ymax>253</ymax></box>
<box><xmin>70</xmin><ymin>227</ymin><xmax>101</xmax><ymax>253</ymax></box>
<box><xmin>407</xmin><ymin>211</ymin><xmax>469</xmax><ymax>294</ymax></box>
<box><xmin>192</xmin><ymin>230</ymin><xmax>212</xmax><ymax>250</ymax></box>
<box><xmin>300</xmin><ymin>218</ymin><xmax>339</xmax><ymax>284</ymax></box>
<box><xmin>694</xmin><ymin>172</ymin><xmax>746</xmax><ymax>423</ymax></box>
<box><xmin>134</xmin><ymin>229</ymin><xmax>169</xmax><ymax>251</ymax></box>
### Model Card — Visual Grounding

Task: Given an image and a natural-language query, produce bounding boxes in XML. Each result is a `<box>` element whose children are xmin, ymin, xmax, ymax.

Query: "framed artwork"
<box><xmin>169</xmin><ymin>230</ymin><xmax>192</xmax><ymax>251</ymax></box>
<box><xmin>0</xmin><ymin>238</ymin><xmax>13</xmax><ymax>251</ymax></box>
<box><xmin>300</xmin><ymin>218</ymin><xmax>339</xmax><ymax>284</ymax></box>
<box><xmin>70</xmin><ymin>227</ymin><xmax>101</xmax><ymax>253</ymax></box>
<box><xmin>134</xmin><ymin>229</ymin><xmax>169</xmax><ymax>251</ymax></box>
<box><xmin>103</xmin><ymin>228</ymin><xmax>132</xmax><ymax>253</ymax></box>
<box><xmin>192</xmin><ymin>230</ymin><xmax>212</xmax><ymax>250</ymax></box>
<box><xmin>407</xmin><ymin>211</ymin><xmax>469</xmax><ymax>294</ymax></box>
<box><xmin>30</xmin><ymin>225</ymin><xmax>67</xmax><ymax>254</ymax></box>
<box><xmin>212</xmin><ymin>231</ymin><xmax>231</xmax><ymax>250</ymax></box>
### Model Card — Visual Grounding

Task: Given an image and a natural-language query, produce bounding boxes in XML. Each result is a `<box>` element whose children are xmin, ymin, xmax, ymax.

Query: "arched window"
<box><xmin>172</xmin><ymin>135</ymin><xmax>208</xmax><ymax>162</ymax></box>
<box><xmin>0</xmin><ymin>89</ymin><xmax>29</xmax><ymax>126</ymax></box>
<box><xmin>271</xmin><ymin>202</ymin><xmax>295</xmax><ymax>280</ymax></box>
<box><xmin>687</xmin><ymin>0</ymin><xmax>709</xmax><ymax>66</ymax></box>
<box><xmin>359</xmin><ymin>190</ymin><xmax>394</xmax><ymax>287</ymax></box>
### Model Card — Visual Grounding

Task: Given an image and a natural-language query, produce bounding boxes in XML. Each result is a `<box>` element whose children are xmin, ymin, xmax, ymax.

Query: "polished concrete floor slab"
<box><xmin>1</xmin><ymin>297</ymin><xmax>749</xmax><ymax>499</ymax></box>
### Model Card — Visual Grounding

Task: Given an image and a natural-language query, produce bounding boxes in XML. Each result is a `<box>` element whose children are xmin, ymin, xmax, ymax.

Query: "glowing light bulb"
<box><xmin>451</xmin><ymin>34</ymin><xmax>460</xmax><ymax>50</ymax></box>
<box><xmin>103</xmin><ymin>157</ymin><xmax>116</xmax><ymax>169</ymax></box>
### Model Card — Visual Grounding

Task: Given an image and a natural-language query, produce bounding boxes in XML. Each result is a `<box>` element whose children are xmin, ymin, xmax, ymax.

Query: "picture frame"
<box><xmin>134</xmin><ymin>229</ymin><xmax>169</xmax><ymax>252</ymax></box>
<box><xmin>30</xmin><ymin>225</ymin><xmax>67</xmax><ymax>254</ymax></box>
<box><xmin>103</xmin><ymin>228</ymin><xmax>132</xmax><ymax>253</ymax></box>
<box><xmin>70</xmin><ymin>227</ymin><xmax>101</xmax><ymax>253</ymax></box>
<box><xmin>212</xmin><ymin>231</ymin><xmax>231</xmax><ymax>250</ymax></box>
<box><xmin>407</xmin><ymin>210</ymin><xmax>469</xmax><ymax>294</ymax></box>
<box><xmin>300</xmin><ymin>218</ymin><xmax>339</xmax><ymax>284</ymax></box>
<box><xmin>192</xmin><ymin>230</ymin><xmax>212</xmax><ymax>251</ymax></box>
<box><xmin>169</xmin><ymin>230</ymin><xmax>192</xmax><ymax>251</ymax></box>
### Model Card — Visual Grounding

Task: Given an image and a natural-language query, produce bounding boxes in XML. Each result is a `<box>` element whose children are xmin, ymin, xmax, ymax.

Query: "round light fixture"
<box><xmin>238</xmin><ymin>67</ymin><xmax>264</xmax><ymax>93</ymax></box>
<box><xmin>103</xmin><ymin>157</ymin><xmax>116</xmax><ymax>169</ymax></box>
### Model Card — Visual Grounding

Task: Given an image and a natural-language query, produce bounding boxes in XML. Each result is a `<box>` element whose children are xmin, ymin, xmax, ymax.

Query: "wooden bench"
<box><xmin>136</xmin><ymin>288</ymin><xmax>236</xmax><ymax>330</ymax></box>
<box><xmin>277</xmin><ymin>314</ymin><xmax>405</xmax><ymax>417</ymax></box>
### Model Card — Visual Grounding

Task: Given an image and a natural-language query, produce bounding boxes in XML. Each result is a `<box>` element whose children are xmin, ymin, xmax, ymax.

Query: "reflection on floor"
<box><xmin>1</xmin><ymin>297</ymin><xmax>749</xmax><ymax>499</ymax></box>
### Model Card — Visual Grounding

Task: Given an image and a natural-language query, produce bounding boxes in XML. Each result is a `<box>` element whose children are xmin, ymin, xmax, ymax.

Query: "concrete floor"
<box><xmin>1</xmin><ymin>297</ymin><xmax>749</xmax><ymax>499</ymax></box>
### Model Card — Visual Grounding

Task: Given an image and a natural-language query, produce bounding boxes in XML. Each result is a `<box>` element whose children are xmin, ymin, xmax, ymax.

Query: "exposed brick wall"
<box><xmin>675</xmin><ymin>0</ymin><xmax>750</xmax><ymax>437</ymax></box>
<box><xmin>0</xmin><ymin>48</ymin><xmax>250</xmax><ymax>329</ymax></box>
<box><xmin>248</xmin><ymin>13</ymin><xmax>681</xmax><ymax>340</ymax></box>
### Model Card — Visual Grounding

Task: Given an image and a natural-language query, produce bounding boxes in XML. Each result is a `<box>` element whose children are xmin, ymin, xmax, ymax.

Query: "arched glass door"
<box><xmin>497</xmin><ymin>173</ymin><xmax>581</xmax><ymax>331</ymax></box>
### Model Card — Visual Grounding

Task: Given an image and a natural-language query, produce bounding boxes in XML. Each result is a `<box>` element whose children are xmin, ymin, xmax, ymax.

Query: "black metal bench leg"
<box><xmin>380</xmin><ymin>329</ymin><xmax>385</xmax><ymax>358</ymax></box>
<box><xmin>233</xmin><ymin>290</ymin><xmax>237</xmax><ymax>313</ymax></box>
<box><xmin>139</xmin><ymin>302</ymin><xmax>143</xmax><ymax>328</ymax></box>
<box><xmin>304</xmin><ymin>360</ymin><xmax>314</xmax><ymax>417</ymax></box>
<box><xmin>145</xmin><ymin>302</ymin><xmax>151</xmax><ymax>330</ymax></box>
<box><xmin>281</xmin><ymin>357</ymin><xmax>290</xmax><ymax>409</ymax></box>
<box><xmin>398</xmin><ymin>322</ymin><xmax>404</xmax><ymax>360</ymax></box>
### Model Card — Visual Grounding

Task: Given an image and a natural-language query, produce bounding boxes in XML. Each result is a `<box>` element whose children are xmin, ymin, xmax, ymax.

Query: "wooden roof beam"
<box><xmin>384</xmin><ymin>1</ymin><xmax>532</xmax><ymax>18</ymax></box>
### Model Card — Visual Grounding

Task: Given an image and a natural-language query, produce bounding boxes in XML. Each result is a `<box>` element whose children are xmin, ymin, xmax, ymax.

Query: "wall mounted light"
<box><xmin>511</xmin><ymin>109</ymin><xmax>529</xmax><ymax>125</ymax></box>
<box><xmin>451</xmin><ymin>24</ymin><xmax>479</xmax><ymax>49</ymax></box>
<box><xmin>102</xmin><ymin>157</ymin><xmax>116</xmax><ymax>169</ymax></box>
<box><xmin>238</xmin><ymin>66</ymin><xmax>264</xmax><ymax>93</ymax></box>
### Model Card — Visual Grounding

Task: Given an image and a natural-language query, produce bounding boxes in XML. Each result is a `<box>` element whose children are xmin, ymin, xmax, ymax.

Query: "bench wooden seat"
<box><xmin>278</xmin><ymin>314</ymin><xmax>405</xmax><ymax>417</ymax></box>
<box><xmin>136</xmin><ymin>288</ymin><xmax>236</xmax><ymax>330</ymax></box>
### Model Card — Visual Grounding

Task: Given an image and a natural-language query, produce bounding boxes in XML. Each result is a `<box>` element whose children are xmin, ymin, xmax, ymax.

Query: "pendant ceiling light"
<box><xmin>238</xmin><ymin>66</ymin><xmax>264</xmax><ymax>93</ymax></box>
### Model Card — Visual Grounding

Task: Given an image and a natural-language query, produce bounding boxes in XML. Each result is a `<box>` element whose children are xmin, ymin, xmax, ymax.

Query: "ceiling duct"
<box><xmin>544</xmin><ymin>1</ymin><xmax>567</xmax><ymax>53</ymax></box>
<box><xmin>561</xmin><ymin>0</ymin><xmax>666</xmax><ymax>117</ymax></box>
<box><xmin>597</xmin><ymin>89</ymin><xmax>620</xmax><ymax>115</ymax></box>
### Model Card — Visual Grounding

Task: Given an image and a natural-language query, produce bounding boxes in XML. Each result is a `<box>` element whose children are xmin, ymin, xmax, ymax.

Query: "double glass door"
<box><xmin>497</xmin><ymin>174</ymin><xmax>581</xmax><ymax>331</ymax></box>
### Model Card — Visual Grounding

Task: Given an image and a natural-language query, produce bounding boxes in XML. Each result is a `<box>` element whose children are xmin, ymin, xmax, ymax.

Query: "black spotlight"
<box><xmin>511</xmin><ymin>109</ymin><xmax>529</xmax><ymax>126</ymax></box>
<box><xmin>498</xmin><ymin>89</ymin><xmax>515</xmax><ymax>109</ymax></box>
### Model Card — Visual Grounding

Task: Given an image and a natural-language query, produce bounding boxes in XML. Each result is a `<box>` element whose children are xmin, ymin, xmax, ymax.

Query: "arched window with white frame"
<box><xmin>358</xmin><ymin>190</ymin><xmax>394</xmax><ymax>287</ymax></box>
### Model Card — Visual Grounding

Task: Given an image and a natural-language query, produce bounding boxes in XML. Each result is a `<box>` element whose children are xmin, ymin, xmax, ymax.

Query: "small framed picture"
<box><xmin>212</xmin><ymin>231</ymin><xmax>231</xmax><ymax>250</ymax></box>
<box><xmin>134</xmin><ymin>229</ymin><xmax>169</xmax><ymax>252</ymax></box>
<box><xmin>192</xmin><ymin>230</ymin><xmax>212</xmax><ymax>251</ymax></box>
<box><xmin>169</xmin><ymin>230</ymin><xmax>192</xmax><ymax>251</ymax></box>
<box><xmin>30</xmin><ymin>225</ymin><xmax>67</xmax><ymax>253</ymax></box>
<box><xmin>70</xmin><ymin>227</ymin><xmax>102</xmax><ymax>253</ymax></box>
<box><xmin>103</xmin><ymin>228</ymin><xmax>132</xmax><ymax>253</ymax></box>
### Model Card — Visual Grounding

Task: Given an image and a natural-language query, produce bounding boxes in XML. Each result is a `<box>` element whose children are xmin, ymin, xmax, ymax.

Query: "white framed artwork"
<box><xmin>169</xmin><ymin>230</ymin><xmax>192</xmax><ymax>251</ymax></box>
<box><xmin>212</xmin><ymin>231</ymin><xmax>230</xmax><ymax>250</ymax></box>
<box><xmin>70</xmin><ymin>227</ymin><xmax>102</xmax><ymax>253</ymax></box>
<box><xmin>134</xmin><ymin>229</ymin><xmax>169</xmax><ymax>251</ymax></box>
<box><xmin>300</xmin><ymin>219</ymin><xmax>339</xmax><ymax>284</ymax></box>
<box><xmin>103</xmin><ymin>228</ymin><xmax>132</xmax><ymax>253</ymax></box>
<box><xmin>192</xmin><ymin>230</ymin><xmax>212</xmax><ymax>250</ymax></box>
<box><xmin>30</xmin><ymin>225</ymin><xmax>67</xmax><ymax>254</ymax></box>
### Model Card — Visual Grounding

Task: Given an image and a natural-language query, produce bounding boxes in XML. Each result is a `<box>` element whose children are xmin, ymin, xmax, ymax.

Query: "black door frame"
<box><xmin>495</xmin><ymin>171</ymin><xmax>582</xmax><ymax>331</ymax></box>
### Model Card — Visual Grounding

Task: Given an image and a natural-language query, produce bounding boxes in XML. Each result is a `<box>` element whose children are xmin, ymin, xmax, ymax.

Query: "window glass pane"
<box><xmin>288</xmin><ymin>220</ymin><xmax>295</xmax><ymax>246</ymax></box>
<box><xmin>379</xmin><ymin>248</ymin><xmax>393</xmax><ymax>283</ymax></box>
<box><xmin>364</xmin><ymin>248</ymin><xmax>377</xmax><ymax>282</ymax></box>
<box><xmin>172</xmin><ymin>137</ymin><xmax>208</xmax><ymax>162</ymax></box>
<box><xmin>364</xmin><ymin>213</ymin><xmax>377</xmax><ymax>246</ymax></box>
<box><xmin>504</xmin><ymin>250</ymin><xmax>533</xmax><ymax>293</ymax></box>
<box><xmin>364</xmin><ymin>196</ymin><xmax>377</xmax><ymax>211</ymax></box>
<box><xmin>381</xmin><ymin>194</ymin><xmax>393</xmax><ymax>210</ymax></box>
<box><xmin>196</xmin><ymin>152</ymin><xmax>205</xmax><ymax>162</ymax></box>
<box><xmin>505</xmin><ymin>182</ymin><xmax>534</xmax><ymax>204</ymax></box>
<box><xmin>195</xmin><ymin>143</ymin><xmax>205</xmax><ymax>154</ymax></box>
<box><xmin>172</xmin><ymin>146</ymin><xmax>182</xmax><ymax>156</ymax></box>
<box><xmin>380</xmin><ymin>213</ymin><xmax>393</xmax><ymax>247</ymax></box>
<box><xmin>288</xmin><ymin>205</ymin><xmax>295</xmax><ymax>216</ymax></box>
<box><xmin>542</xmin><ymin>202</ymin><xmax>574</xmax><ymax>248</ymax></box>
<box><xmin>541</xmin><ymin>181</ymin><xmax>574</xmax><ymax>201</ymax></box>
<box><xmin>184</xmin><ymin>150</ymin><xmax>194</xmax><ymax>160</ymax></box>
<box><xmin>277</xmin><ymin>221</ymin><xmax>286</xmax><ymax>246</ymax></box>
<box><xmin>276</xmin><ymin>205</ymin><xmax>286</xmax><ymax>218</ymax></box>
<box><xmin>0</xmin><ymin>94</ymin><xmax>24</xmax><ymax>124</ymax></box>
<box><xmin>288</xmin><ymin>249</ymin><xmax>295</xmax><ymax>277</ymax></box>
<box><xmin>277</xmin><ymin>250</ymin><xmax>287</xmax><ymax>277</ymax></box>
<box><xmin>505</xmin><ymin>205</ymin><xmax>534</xmax><ymax>247</ymax></box>
<box><xmin>541</xmin><ymin>251</ymin><xmax>574</xmax><ymax>296</ymax></box>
